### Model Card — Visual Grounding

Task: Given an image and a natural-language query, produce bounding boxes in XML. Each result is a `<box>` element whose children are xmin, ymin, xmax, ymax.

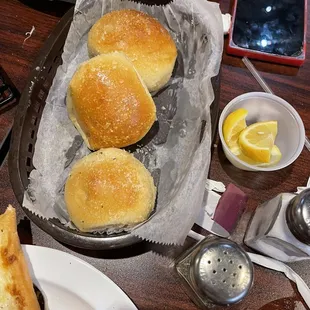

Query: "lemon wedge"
<box><xmin>256</xmin><ymin>145</ymin><xmax>282</xmax><ymax>167</ymax></box>
<box><xmin>233</xmin><ymin>144</ymin><xmax>282</xmax><ymax>166</ymax></box>
<box><xmin>238</xmin><ymin>121</ymin><xmax>278</xmax><ymax>163</ymax></box>
<box><xmin>223</xmin><ymin>108</ymin><xmax>248</xmax><ymax>149</ymax></box>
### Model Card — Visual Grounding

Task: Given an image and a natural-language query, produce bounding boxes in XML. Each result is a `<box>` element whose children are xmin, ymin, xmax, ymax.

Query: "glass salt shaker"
<box><xmin>244</xmin><ymin>188</ymin><xmax>310</xmax><ymax>262</ymax></box>
<box><xmin>175</xmin><ymin>235</ymin><xmax>253</xmax><ymax>308</ymax></box>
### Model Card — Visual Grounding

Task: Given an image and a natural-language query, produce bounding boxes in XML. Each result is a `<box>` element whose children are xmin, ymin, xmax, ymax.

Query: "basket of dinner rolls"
<box><xmin>66</xmin><ymin>8</ymin><xmax>177</xmax><ymax>233</ymax></box>
<box><xmin>14</xmin><ymin>0</ymin><xmax>223</xmax><ymax>248</ymax></box>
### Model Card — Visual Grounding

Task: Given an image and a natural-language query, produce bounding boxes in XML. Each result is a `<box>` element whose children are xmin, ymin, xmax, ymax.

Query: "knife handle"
<box><xmin>0</xmin><ymin>66</ymin><xmax>20</xmax><ymax>109</ymax></box>
<box><xmin>0</xmin><ymin>66</ymin><xmax>20</xmax><ymax>167</ymax></box>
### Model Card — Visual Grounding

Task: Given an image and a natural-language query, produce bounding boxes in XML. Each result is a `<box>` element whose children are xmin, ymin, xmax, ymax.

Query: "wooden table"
<box><xmin>1</xmin><ymin>0</ymin><xmax>310</xmax><ymax>309</ymax></box>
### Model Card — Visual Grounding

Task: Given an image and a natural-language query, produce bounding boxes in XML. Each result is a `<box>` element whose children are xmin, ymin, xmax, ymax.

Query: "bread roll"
<box><xmin>0</xmin><ymin>206</ymin><xmax>40</xmax><ymax>310</ymax></box>
<box><xmin>88</xmin><ymin>9</ymin><xmax>177</xmax><ymax>92</ymax></box>
<box><xmin>64</xmin><ymin>148</ymin><xmax>156</xmax><ymax>232</ymax></box>
<box><xmin>67</xmin><ymin>52</ymin><xmax>156</xmax><ymax>150</ymax></box>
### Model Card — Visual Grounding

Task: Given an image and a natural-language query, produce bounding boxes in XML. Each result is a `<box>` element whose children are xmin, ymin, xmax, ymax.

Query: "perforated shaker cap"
<box><xmin>286</xmin><ymin>188</ymin><xmax>310</xmax><ymax>245</ymax></box>
<box><xmin>190</xmin><ymin>237</ymin><xmax>254</xmax><ymax>305</ymax></box>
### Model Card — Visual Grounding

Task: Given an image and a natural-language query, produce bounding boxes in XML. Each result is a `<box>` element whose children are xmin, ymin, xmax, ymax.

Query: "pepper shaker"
<box><xmin>175</xmin><ymin>236</ymin><xmax>253</xmax><ymax>308</ymax></box>
<box><xmin>245</xmin><ymin>189</ymin><xmax>310</xmax><ymax>262</ymax></box>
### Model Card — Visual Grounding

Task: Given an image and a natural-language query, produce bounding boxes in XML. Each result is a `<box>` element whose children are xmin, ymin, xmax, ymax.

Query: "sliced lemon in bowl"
<box><xmin>223</xmin><ymin>108</ymin><xmax>248</xmax><ymax>149</ymax></box>
<box><xmin>238</xmin><ymin>120</ymin><xmax>278</xmax><ymax>163</ymax></box>
<box><xmin>233</xmin><ymin>144</ymin><xmax>282</xmax><ymax>166</ymax></box>
<box><xmin>256</xmin><ymin>145</ymin><xmax>282</xmax><ymax>167</ymax></box>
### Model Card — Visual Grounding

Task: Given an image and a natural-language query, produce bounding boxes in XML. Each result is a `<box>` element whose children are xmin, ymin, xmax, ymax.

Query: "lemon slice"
<box><xmin>238</xmin><ymin>121</ymin><xmax>278</xmax><ymax>163</ymax></box>
<box><xmin>256</xmin><ymin>145</ymin><xmax>282</xmax><ymax>167</ymax></box>
<box><xmin>233</xmin><ymin>144</ymin><xmax>282</xmax><ymax>166</ymax></box>
<box><xmin>223</xmin><ymin>108</ymin><xmax>248</xmax><ymax>149</ymax></box>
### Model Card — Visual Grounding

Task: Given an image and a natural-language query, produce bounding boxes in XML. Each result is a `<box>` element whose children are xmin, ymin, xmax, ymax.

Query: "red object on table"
<box><xmin>213</xmin><ymin>183</ymin><xmax>248</xmax><ymax>233</ymax></box>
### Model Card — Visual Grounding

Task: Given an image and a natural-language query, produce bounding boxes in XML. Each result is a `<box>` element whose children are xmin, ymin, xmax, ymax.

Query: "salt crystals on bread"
<box><xmin>88</xmin><ymin>9</ymin><xmax>177</xmax><ymax>92</ymax></box>
<box><xmin>64</xmin><ymin>148</ymin><xmax>156</xmax><ymax>232</ymax></box>
<box><xmin>67</xmin><ymin>52</ymin><xmax>156</xmax><ymax>150</ymax></box>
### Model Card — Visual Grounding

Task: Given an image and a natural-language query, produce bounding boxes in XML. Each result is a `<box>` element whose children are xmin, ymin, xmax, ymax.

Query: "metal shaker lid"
<box><xmin>190</xmin><ymin>237</ymin><xmax>254</xmax><ymax>305</ymax></box>
<box><xmin>286</xmin><ymin>188</ymin><xmax>310</xmax><ymax>245</ymax></box>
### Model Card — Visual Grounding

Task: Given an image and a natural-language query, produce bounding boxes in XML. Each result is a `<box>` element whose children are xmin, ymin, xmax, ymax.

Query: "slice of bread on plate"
<box><xmin>0</xmin><ymin>206</ymin><xmax>40</xmax><ymax>310</ymax></box>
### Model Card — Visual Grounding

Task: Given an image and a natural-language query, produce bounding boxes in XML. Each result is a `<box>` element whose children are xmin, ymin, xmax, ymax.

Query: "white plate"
<box><xmin>23</xmin><ymin>245</ymin><xmax>137</xmax><ymax>310</ymax></box>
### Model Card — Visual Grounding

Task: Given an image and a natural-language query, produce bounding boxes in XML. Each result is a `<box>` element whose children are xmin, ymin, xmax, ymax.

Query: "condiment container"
<box><xmin>218</xmin><ymin>92</ymin><xmax>305</xmax><ymax>171</ymax></box>
<box><xmin>245</xmin><ymin>189</ymin><xmax>310</xmax><ymax>262</ymax></box>
<box><xmin>175</xmin><ymin>236</ymin><xmax>253</xmax><ymax>308</ymax></box>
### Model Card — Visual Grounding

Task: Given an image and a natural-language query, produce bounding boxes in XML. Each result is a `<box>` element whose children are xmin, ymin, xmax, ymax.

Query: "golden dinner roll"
<box><xmin>67</xmin><ymin>52</ymin><xmax>156</xmax><ymax>150</ymax></box>
<box><xmin>64</xmin><ymin>148</ymin><xmax>156</xmax><ymax>232</ymax></box>
<box><xmin>88</xmin><ymin>9</ymin><xmax>177</xmax><ymax>92</ymax></box>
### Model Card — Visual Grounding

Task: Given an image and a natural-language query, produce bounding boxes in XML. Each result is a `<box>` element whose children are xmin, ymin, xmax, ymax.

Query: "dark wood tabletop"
<box><xmin>1</xmin><ymin>0</ymin><xmax>310</xmax><ymax>309</ymax></box>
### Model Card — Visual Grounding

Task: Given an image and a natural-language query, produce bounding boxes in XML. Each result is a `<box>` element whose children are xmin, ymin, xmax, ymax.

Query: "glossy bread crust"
<box><xmin>64</xmin><ymin>148</ymin><xmax>156</xmax><ymax>232</ymax></box>
<box><xmin>67</xmin><ymin>52</ymin><xmax>156</xmax><ymax>150</ymax></box>
<box><xmin>88</xmin><ymin>9</ymin><xmax>177</xmax><ymax>92</ymax></box>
